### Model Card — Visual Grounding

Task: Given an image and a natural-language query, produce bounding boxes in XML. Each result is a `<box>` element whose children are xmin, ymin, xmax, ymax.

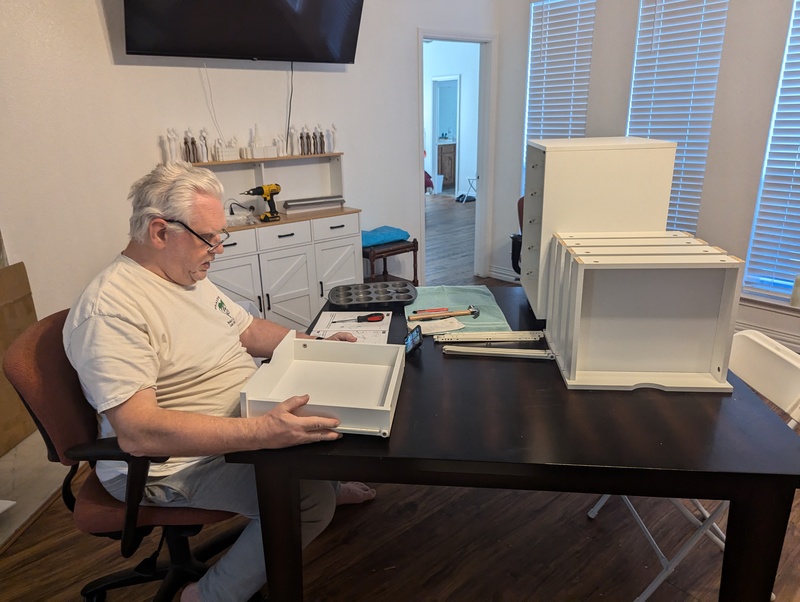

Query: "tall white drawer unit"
<box><xmin>521</xmin><ymin>137</ymin><xmax>677</xmax><ymax>320</ymax></box>
<box><xmin>547</xmin><ymin>239</ymin><xmax>744</xmax><ymax>392</ymax></box>
<box><xmin>209</xmin><ymin>209</ymin><xmax>363</xmax><ymax>330</ymax></box>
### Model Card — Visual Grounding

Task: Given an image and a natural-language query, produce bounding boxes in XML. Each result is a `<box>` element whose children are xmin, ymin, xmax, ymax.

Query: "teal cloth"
<box><xmin>404</xmin><ymin>285</ymin><xmax>511</xmax><ymax>332</ymax></box>
<box><xmin>361</xmin><ymin>226</ymin><xmax>410</xmax><ymax>247</ymax></box>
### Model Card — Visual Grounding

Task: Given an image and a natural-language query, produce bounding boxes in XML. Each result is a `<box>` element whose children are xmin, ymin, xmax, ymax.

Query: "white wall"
<box><xmin>7</xmin><ymin>1</ymin><xmax>789</xmax><ymax>346</ymax></box>
<box><xmin>0</xmin><ymin>0</ymin><xmax>531</xmax><ymax>318</ymax></box>
<box><xmin>488</xmin><ymin>3</ymin><xmax>533</xmax><ymax>278</ymax></box>
<box><xmin>585</xmin><ymin>0</ymin><xmax>639</xmax><ymax>136</ymax></box>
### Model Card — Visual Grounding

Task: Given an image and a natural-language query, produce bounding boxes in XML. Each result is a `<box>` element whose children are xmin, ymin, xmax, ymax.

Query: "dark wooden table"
<box><xmin>228</xmin><ymin>286</ymin><xmax>800</xmax><ymax>601</ymax></box>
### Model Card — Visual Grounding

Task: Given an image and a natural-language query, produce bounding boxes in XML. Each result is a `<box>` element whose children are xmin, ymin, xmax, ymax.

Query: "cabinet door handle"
<box><xmin>222</xmin><ymin>241</ymin><xmax>238</xmax><ymax>248</ymax></box>
<box><xmin>319</xmin><ymin>281</ymin><xmax>324</xmax><ymax>297</ymax></box>
<box><xmin>278</xmin><ymin>233</ymin><xmax>295</xmax><ymax>239</ymax></box>
<box><xmin>329</xmin><ymin>224</ymin><xmax>345</xmax><ymax>230</ymax></box>
<box><xmin>265</xmin><ymin>294</ymin><xmax>271</xmax><ymax>311</ymax></box>
<box><xmin>257</xmin><ymin>295</ymin><xmax>263</xmax><ymax>314</ymax></box>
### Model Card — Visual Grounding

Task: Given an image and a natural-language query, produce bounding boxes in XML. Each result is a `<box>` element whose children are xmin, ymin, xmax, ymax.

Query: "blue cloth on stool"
<box><xmin>361</xmin><ymin>226</ymin><xmax>410</xmax><ymax>247</ymax></box>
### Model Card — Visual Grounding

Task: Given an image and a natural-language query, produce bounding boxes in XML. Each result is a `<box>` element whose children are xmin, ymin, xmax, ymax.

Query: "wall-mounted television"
<box><xmin>124</xmin><ymin>0</ymin><xmax>365</xmax><ymax>64</ymax></box>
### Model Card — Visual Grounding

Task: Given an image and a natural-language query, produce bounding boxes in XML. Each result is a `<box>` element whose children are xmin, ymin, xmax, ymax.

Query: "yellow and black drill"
<box><xmin>241</xmin><ymin>184</ymin><xmax>281</xmax><ymax>222</ymax></box>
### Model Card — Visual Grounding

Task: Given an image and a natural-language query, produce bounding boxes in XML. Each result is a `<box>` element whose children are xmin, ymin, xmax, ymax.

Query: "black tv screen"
<box><xmin>124</xmin><ymin>0</ymin><xmax>364</xmax><ymax>64</ymax></box>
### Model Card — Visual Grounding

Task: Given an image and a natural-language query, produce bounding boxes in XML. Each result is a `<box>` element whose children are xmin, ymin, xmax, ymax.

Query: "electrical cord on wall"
<box><xmin>199</xmin><ymin>60</ymin><xmax>295</xmax><ymax>154</ymax></box>
<box><xmin>228</xmin><ymin>201</ymin><xmax>254</xmax><ymax>215</ymax></box>
<box><xmin>286</xmin><ymin>62</ymin><xmax>294</xmax><ymax>144</ymax></box>
<box><xmin>201</xmin><ymin>62</ymin><xmax>226</xmax><ymax>142</ymax></box>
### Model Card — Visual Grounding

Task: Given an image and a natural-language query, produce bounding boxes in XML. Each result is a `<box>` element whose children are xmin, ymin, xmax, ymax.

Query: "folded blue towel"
<box><xmin>361</xmin><ymin>226</ymin><xmax>410</xmax><ymax>247</ymax></box>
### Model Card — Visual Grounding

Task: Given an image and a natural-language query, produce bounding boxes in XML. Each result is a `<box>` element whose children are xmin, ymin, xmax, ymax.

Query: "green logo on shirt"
<box><xmin>215</xmin><ymin>297</ymin><xmax>235</xmax><ymax>327</ymax></box>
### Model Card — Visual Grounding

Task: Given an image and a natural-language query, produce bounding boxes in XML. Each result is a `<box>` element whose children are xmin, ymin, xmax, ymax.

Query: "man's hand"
<box><xmin>106</xmin><ymin>389</ymin><xmax>341</xmax><ymax>458</ymax></box>
<box><xmin>258</xmin><ymin>394</ymin><xmax>342</xmax><ymax>448</ymax></box>
<box><xmin>321</xmin><ymin>331</ymin><xmax>357</xmax><ymax>342</ymax></box>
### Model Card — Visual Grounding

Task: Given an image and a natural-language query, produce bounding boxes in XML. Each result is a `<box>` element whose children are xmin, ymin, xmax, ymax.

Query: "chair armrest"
<box><xmin>66</xmin><ymin>437</ymin><xmax>170</xmax><ymax>558</ymax></box>
<box><xmin>65</xmin><ymin>437</ymin><xmax>168</xmax><ymax>463</ymax></box>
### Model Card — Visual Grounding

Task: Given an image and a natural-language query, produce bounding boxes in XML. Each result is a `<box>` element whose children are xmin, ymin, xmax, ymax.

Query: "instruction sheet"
<box><xmin>310</xmin><ymin>311</ymin><xmax>392</xmax><ymax>345</ymax></box>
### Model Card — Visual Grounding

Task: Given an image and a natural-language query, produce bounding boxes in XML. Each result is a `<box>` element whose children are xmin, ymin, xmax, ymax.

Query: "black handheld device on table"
<box><xmin>404</xmin><ymin>325</ymin><xmax>423</xmax><ymax>355</ymax></box>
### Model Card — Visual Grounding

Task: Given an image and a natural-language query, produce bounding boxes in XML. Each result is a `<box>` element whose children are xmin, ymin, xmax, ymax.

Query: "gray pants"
<box><xmin>103</xmin><ymin>456</ymin><xmax>337</xmax><ymax>601</ymax></box>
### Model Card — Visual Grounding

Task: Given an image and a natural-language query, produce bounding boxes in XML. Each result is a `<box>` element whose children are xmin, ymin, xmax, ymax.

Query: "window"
<box><xmin>525</xmin><ymin>0</ymin><xmax>596</xmax><ymax>141</ymax></box>
<box><xmin>627</xmin><ymin>0</ymin><xmax>729</xmax><ymax>233</ymax></box>
<box><xmin>744</xmin><ymin>1</ymin><xmax>800</xmax><ymax>302</ymax></box>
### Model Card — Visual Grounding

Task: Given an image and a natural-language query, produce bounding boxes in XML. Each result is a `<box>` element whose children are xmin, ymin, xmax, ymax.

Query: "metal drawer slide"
<box><xmin>434</xmin><ymin>331</ymin><xmax>554</xmax><ymax>360</ymax></box>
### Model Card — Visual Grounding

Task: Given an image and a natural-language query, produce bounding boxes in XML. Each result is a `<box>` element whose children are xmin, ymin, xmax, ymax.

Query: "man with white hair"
<box><xmin>64</xmin><ymin>161</ymin><xmax>374</xmax><ymax>601</ymax></box>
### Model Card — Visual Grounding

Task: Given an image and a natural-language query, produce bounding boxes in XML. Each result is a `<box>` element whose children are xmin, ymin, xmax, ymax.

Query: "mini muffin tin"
<box><xmin>328</xmin><ymin>281</ymin><xmax>417</xmax><ymax>310</ymax></box>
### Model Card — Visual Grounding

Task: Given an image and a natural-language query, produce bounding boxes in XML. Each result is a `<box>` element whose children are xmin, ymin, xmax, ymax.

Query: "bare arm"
<box><xmin>105</xmin><ymin>387</ymin><xmax>341</xmax><ymax>458</ymax></box>
<box><xmin>238</xmin><ymin>316</ymin><xmax>293</xmax><ymax>358</ymax></box>
<box><xmin>238</xmin><ymin>316</ymin><xmax>357</xmax><ymax>358</ymax></box>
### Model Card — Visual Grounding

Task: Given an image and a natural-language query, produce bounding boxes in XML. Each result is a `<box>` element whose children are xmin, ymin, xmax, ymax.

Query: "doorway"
<box><xmin>432</xmin><ymin>76</ymin><xmax>459</xmax><ymax>195</ymax></box>
<box><xmin>421</xmin><ymin>37</ymin><xmax>487</xmax><ymax>284</ymax></box>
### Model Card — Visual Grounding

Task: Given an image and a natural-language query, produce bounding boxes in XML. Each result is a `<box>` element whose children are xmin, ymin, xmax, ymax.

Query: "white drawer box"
<box><xmin>240</xmin><ymin>332</ymin><xmax>404</xmax><ymax>437</ymax></box>
<box><xmin>547</xmin><ymin>232</ymin><xmax>708</xmax><ymax>319</ymax></box>
<box><xmin>545</xmin><ymin>231</ymin><xmax>736</xmax><ymax>363</ymax></box>
<box><xmin>312</xmin><ymin>212</ymin><xmax>360</xmax><ymax>241</ymax></box>
<box><xmin>547</xmin><ymin>251</ymin><xmax>743</xmax><ymax>392</ymax></box>
<box><xmin>219</xmin><ymin>228</ymin><xmax>257</xmax><ymax>258</ymax></box>
<box><xmin>257</xmin><ymin>220</ymin><xmax>312</xmax><ymax>250</ymax></box>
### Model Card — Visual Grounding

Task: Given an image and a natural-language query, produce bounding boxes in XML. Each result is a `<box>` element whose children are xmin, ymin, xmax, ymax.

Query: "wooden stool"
<box><xmin>362</xmin><ymin>238</ymin><xmax>419</xmax><ymax>286</ymax></box>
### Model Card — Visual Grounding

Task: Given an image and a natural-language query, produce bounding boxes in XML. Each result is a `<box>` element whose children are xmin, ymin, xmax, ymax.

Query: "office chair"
<box><xmin>2</xmin><ymin>309</ymin><xmax>249</xmax><ymax>602</ymax></box>
<box><xmin>586</xmin><ymin>329</ymin><xmax>800</xmax><ymax>601</ymax></box>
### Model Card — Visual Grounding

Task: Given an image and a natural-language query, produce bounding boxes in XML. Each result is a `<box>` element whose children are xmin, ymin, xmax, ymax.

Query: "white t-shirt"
<box><xmin>63</xmin><ymin>254</ymin><xmax>256</xmax><ymax>482</ymax></box>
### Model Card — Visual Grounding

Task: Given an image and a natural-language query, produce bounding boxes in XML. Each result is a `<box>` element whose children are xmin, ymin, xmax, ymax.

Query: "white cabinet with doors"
<box><xmin>199</xmin><ymin>153</ymin><xmax>362</xmax><ymax>330</ymax></box>
<box><xmin>312</xmin><ymin>212</ymin><xmax>362</xmax><ymax>301</ymax></box>
<box><xmin>256</xmin><ymin>219</ymin><xmax>317</xmax><ymax>328</ymax></box>
<box><xmin>209</xmin><ymin>209</ymin><xmax>363</xmax><ymax>331</ymax></box>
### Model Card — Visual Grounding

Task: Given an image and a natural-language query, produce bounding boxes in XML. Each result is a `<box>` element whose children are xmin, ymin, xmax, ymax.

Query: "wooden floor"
<box><xmin>425</xmin><ymin>189</ymin><xmax>499</xmax><ymax>287</ymax></box>
<box><xmin>3</xmin><ymin>201</ymin><xmax>800</xmax><ymax>600</ymax></box>
<box><xmin>5</xmin><ymin>472</ymin><xmax>800</xmax><ymax>600</ymax></box>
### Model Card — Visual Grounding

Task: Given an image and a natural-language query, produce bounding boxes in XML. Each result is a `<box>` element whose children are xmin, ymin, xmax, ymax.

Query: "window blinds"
<box><xmin>526</xmin><ymin>0</ymin><xmax>596</xmax><ymax>140</ymax></box>
<box><xmin>744</xmin><ymin>1</ymin><xmax>800</xmax><ymax>301</ymax></box>
<box><xmin>627</xmin><ymin>0</ymin><xmax>728</xmax><ymax>233</ymax></box>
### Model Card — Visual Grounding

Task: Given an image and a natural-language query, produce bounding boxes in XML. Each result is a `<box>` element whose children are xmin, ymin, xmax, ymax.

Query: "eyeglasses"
<box><xmin>163</xmin><ymin>219</ymin><xmax>230</xmax><ymax>251</ymax></box>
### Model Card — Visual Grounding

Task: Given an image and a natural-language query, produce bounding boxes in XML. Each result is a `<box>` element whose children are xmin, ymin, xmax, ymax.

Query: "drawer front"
<box><xmin>312</xmin><ymin>213</ymin><xmax>360</xmax><ymax>241</ymax></box>
<box><xmin>218</xmin><ymin>228</ymin><xmax>258</xmax><ymax>258</ymax></box>
<box><xmin>257</xmin><ymin>220</ymin><xmax>312</xmax><ymax>250</ymax></box>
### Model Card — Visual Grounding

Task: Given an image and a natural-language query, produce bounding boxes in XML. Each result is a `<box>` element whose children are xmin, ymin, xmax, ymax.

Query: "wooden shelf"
<box><xmin>193</xmin><ymin>153</ymin><xmax>343</xmax><ymax>168</ymax></box>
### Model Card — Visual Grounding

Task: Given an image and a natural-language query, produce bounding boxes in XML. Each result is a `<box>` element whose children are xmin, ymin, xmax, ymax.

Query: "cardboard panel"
<box><xmin>0</xmin><ymin>263</ymin><xmax>37</xmax><ymax>456</ymax></box>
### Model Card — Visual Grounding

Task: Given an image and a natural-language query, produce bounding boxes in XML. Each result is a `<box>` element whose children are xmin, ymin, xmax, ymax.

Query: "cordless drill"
<box><xmin>241</xmin><ymin>184</ymin><xmax>281</xmax><ymax>222</ymax></box>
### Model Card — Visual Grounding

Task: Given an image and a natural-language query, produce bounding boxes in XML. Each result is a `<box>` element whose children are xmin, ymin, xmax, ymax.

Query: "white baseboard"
<box><xmin>488</xmin><ymin>265</ymin><xmax>519</xmax><ymax>283</ymax></box>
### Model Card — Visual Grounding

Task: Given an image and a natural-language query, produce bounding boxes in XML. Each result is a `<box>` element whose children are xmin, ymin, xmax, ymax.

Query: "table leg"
<box><xmin>719</xmin><ymin>485</ymin><xmax>794</xmax><ymax>600</ymax></box>
<box><xmin>412</xmin><ymin>244</ymin><xmax>418</xmax><ymax>286</ymax></box>
<box><xmin>253</xmin><ymin>462</ymin><xmax>304</xmax><ymax>601</ymax></box>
